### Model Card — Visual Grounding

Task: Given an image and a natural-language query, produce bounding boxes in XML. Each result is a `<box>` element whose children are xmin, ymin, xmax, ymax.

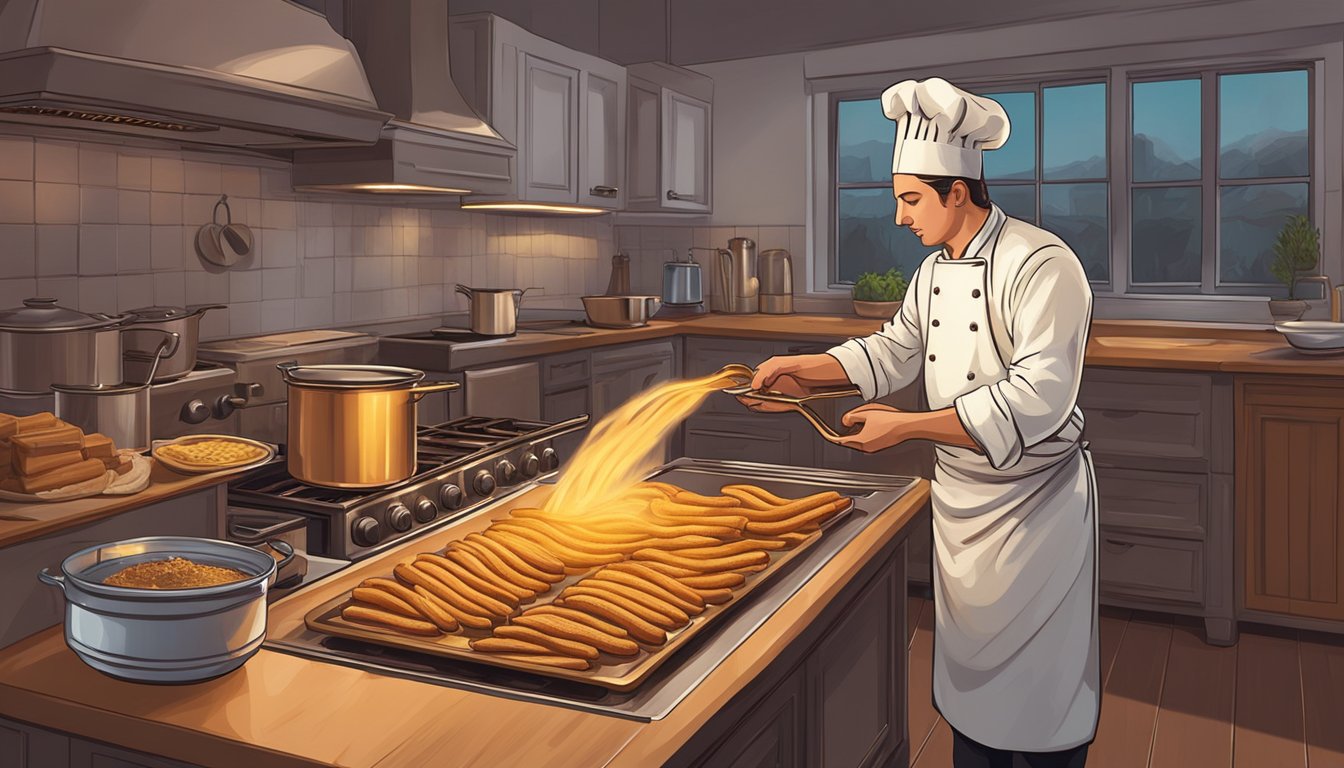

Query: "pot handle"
<box><xmin>123</xmin><ymin>327</ymin><xmax>182</xmax><ymax>362</ymax></box>
<box><xmin>644</xmin><ymin>296</ymin><xmax>662</xmax><ymax>316</ymax></box>
<box><xmin>408</xmin><ymin>380</ymin><xmax>461</xmax><ymax>402</ymax></box>
<box><xmin>184</xmin><ymin>303</ymin><xmax>227</xmax><ymax>318</ymax></box>
<box><xmin>455</xmin><ymin>284</ymin><xmax>474</xmax><ymax>300</ymax></box>
<box><xmin>37</xmin><ymin>568</ymin><xmax>66</xmax><ymax>593</ymax></box>
<box><xmin>265</xmin><ymin>539</ymin><xmax>296</xmax><ymax>585</ymax></box>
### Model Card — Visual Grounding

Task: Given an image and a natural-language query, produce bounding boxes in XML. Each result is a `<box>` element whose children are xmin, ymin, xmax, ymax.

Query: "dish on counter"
<box><xmin>103</xmin><ymin>556</ymin><xmax>250</xmax><ymax>589</ymax></box>
<box><xmin>306</xmin><ymin>480</ymin><xmax>853</xmax><ymax>690</ymax></box>
<box><xmin>151</xmin><ymin>434</ymin><xmax>276</xmax><ymax>475</ymax></box>
<box><xmin>1275</xmin><ymin>320</ymin><xmax>1344</xmax><ymax>356</ymax></box>
<box><xmin>0</xmin><ymin>411</ymin><xmax>139</xmax><ymax>502</ymax></box>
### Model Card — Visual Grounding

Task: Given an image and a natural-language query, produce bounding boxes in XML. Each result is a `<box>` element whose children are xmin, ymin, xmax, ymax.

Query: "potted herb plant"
<box><xmin>1267</xmin><ymin>214</ymin><xmax>1320</xmax><ymax>323</ymax></box>
<box><xmin>852</xmin><ymin>268</ymin><xmax>908</xmax><ymax>319</ymax></box>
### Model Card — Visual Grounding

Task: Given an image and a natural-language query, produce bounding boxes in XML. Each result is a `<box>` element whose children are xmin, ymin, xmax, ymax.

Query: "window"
<box><xmin>1129</xmin><ymin>68</ymin><xmax>1311</xmax><ymax>294</ymax></box>
<box><xmin>833</xmin><ymin>80</ymin><xmax>1110</xmax><ymax>286</ymax></box>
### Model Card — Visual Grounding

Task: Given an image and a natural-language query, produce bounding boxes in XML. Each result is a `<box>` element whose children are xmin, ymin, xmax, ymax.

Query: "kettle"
<box><xmin>455</xmin><ymin>284</ymin><xmax>528</xmax><ymax>336</ymax></box>
<box><xmin>758</xmin><ymin>249</ymin><xmax>793</xmax><ymax>314</ymax></box>
<box><xmin>690</xmin><ymin>237</ymin><xmax>759</xmax><ymax>314</ymax></box>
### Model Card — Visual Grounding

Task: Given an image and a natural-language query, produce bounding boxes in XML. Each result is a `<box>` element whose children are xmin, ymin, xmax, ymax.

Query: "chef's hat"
<box><xmin>882</xmin><ymin>78</ymin><xmax>1010</xmax><ymax>179</ymax></box>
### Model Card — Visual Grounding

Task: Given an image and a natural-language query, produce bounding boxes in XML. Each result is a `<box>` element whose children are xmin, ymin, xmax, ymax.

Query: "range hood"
<box><xmin>0</xmin><ymin>0</ymin><xmax>392</xmax><ymax>149</ymax></box>
<box><xmin>291</xmin><ymin>0</ymin><xmax>515</xmax><ymax>196</ymax></box>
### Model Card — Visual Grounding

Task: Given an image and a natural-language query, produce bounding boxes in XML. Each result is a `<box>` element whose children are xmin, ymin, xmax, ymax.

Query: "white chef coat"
<box><xmin>827</xmin><ymin>204</ymin><xmax>1100</xmax><ymax>751</ymax></box>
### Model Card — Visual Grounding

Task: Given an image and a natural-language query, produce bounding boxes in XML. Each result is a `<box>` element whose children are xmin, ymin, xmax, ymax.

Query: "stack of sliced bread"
<box><xmin>0</xmin><ymin>412</ymin><xmax>130</xmax><ymax>494</ymax></box>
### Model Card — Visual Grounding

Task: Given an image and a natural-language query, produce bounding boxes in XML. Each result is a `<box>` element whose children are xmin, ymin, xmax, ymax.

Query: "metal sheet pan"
<box><xmin>304</xmin><ymin>480</ymin><xmax>853</xmax><ymax>691</ymax></box>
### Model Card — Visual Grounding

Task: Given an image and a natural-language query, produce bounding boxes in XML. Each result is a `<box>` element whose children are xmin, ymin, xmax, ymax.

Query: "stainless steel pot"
<box><xmin>37</xmin><ymin>536</ymin><xmax>294</xmax><ymax>683</ymax></box>
<box><xmin>455</xmin><ymin>284</ymin><xmax>529</xmax><ymax>336</ymax></box>
<box><xmin>0</xmin><ymin>297</ymin><xmax>132</xmax><ymax>394</ymax></box>
<box><xmin>582</xmin><ymin>295</ymin><xmax>663</xmax><ymax>328</ymax></box>
<box><xmin>53</xmin><ymin>332</ymin><xmax>179</xmax><ymax>451</ymax></box>
<box><xmin>278</xmin><ymin>363</ymin><xmax>460</xmax><ymax>489</ymax></box>
<box><xmin>662</xmin><ymin>257</ymin><xmax>704</xmax><ymax>306</ymax></box>
<box><xmin>123</xmin><ymin>304</ymin><xmax>225</xmax><ymax>383</ymax></box>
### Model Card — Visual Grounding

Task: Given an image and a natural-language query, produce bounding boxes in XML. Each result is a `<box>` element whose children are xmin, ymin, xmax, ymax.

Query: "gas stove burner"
<box><xmin>228</xmin><ymin>414</ymin><xmax>590</xmax><ymax>561</ymax></box>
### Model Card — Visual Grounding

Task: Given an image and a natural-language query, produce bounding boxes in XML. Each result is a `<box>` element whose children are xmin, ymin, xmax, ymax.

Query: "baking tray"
<box><xmin>304</xmin><ymin>491</ymin><xmax>854</xmax><ymax>691</ymax></box>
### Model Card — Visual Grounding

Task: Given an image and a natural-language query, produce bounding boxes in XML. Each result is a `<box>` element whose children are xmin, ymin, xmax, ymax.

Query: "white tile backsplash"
<box><xmin>79</xmin><ymin>186</ymin><xmax>118</xmax><ymax>224</ymax></box>
<box><xmin>34</xmin><ymin>140</ymin><xmax>78</xmax><ymax>184</ymax></box>
<box><xmin>150</xmin><ymin>156</ymin><xmax>183</xmax><ymax>192</ymax></box>
<box><xmin>117</xmin><ymin>154</ymin><xmax>152</xmax><ymax>190</ymax></box>
<box><xmin>0</xmin><ymin>278</ymin><xmax>37</xmax><ymax>307</ymax></box>
<box><xmin>118</xmin><ymin>190</ymin><xmax>150</xmax><ymax>225</ymax></box>
<box><xmin>115</xmin><ymin>224</ymin><xmax>151</xmax><ymax>273</ymax></box>
<box><xmin>0</xmin><ymin>180</ymin><xmax>34</xmax><ymax>223</ymax></box>
<box><xmin>115</xmin><ymin>273</ymin><xmax>154</xmax><ymax>311</ymax></box>
<box><xmin>150</xmin><ymin>192</ymin><xmax>181</xmax><ymax>225</ymax></box>
<box><xmin>36</xmin><ymin>224</ymin><xmax>77</xmax><ymax>276</ymax></box>
<box><xmin>260</xmin><ymin>228</ymin><xmax>297</xmax><ymax>268</ymax></box>
<box><xmin>153</xmin><ymin>271</ymin><xmax>186</xmax><ymax>308</ymax></box>
<box><xmin>150</xmin><ymin>225</ymin><xmax>184</xmax><ymax>271</ymax></box>
<box><xmin>78</xmin><ymin>224</ymin><xmax>117</xmax><ymax>275</ymax></box>
<box><xmin>0</xmin><ymin>136</ymin><xmax>33</xmax><ymax>180</ymax></box>
<box><xmin>182</xmin><ymin>161</ymin><xmax>221</xmax><ymax>195</ymax></box>
<box><xmin>261</xmin><ymin>267</ymin><xmax>297</xmax><ymax>300</ymax></box>
<box><xmin>77</xmin><ymin>145</ymin><xmax>118</xmax><ymax>187</ymax></box>
<box><xmin>0</xmin><ymin>225</ymin><xmax>36</xmax><ymax>279</ymax></box>
<box><xmin>229</xmin><ymin>269</ymin><xmax>262</xmax><ymax>303</ymax></box>
<box><xmin>35</xmin><ymin>182</ymin><xmax>79</xmax><ymax>224</ymax></box>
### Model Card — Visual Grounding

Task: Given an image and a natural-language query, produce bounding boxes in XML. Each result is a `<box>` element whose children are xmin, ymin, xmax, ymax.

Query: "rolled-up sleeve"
<box><xmin>826</xmin><ymin>268</ymin><xmax>925</xmax><ymax>402</ymax></box>
<box><xmin>953</xmin><ymin>248</ymin><xmax>1092</xmax><ymax>470</ymax></box>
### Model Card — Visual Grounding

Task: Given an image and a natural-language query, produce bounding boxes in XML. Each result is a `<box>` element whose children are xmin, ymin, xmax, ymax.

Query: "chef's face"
<box><xmin>891</xmin><ymin>174</ymin><xmax>963</xmax><ymax>247</ymax></box>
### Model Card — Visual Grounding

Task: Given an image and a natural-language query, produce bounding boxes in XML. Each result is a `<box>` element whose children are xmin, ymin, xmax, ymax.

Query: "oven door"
<box><xmin>463</xmin><ymin>362</ymin><xmax>541</xmax><ymax>420</ymax></box>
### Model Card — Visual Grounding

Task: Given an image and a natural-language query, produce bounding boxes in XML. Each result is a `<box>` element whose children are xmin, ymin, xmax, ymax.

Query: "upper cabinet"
<box><xmin>626</xmin><ymin>62</ymin><xmax>714</xmax><ymax>214</ymax></box>
<box><xmin>450</xmin><ymin>14</ymin><xmax>627</xmax><ymax>210</ymax></box>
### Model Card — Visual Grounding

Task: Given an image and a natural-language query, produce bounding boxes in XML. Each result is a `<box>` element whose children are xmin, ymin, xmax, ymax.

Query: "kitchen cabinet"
<box><xmin>463</xmin><ymin>361</ymin><xmax>541</xmax><ymax>421</ymax></box>
<box><xmin>671</xmin><ymin>536</ymin><xmax>908</xmax><ymax>768</ymax></box>
<box><xmin>1237</xmin><ymin>376</ymin><xmax>1344</xmax><ymax>630</ymax></box>
<box><xmin>591</xmin><ymin>341</ymin><xmax>676</xmax><ymax>421</ymax></box>
<box><xmin>69</xmin><ymin>738</ymin><xmax>198</xmax><ymax>768</ymax></box>
<box><xmin>542</xmin><ymin>382</ymin><xmax>590</xmax><ymax>460</ymax></box>
<box><xmin>1079</xmin><ymin>367</ymin><xmax>1236</xmax><ymax>644</ymax></box>
<box><xmin>625</xmin><ymin>62</ymin><xmax>713</xmax><ymax>213</ymax></box>
<box><xmin>450</xmin><ymin>13</ymin><xmax>626</xmax><ymax>210</ymax></box>
<box><xmin>0</xmin><ymin>716</ymin><xmax>69</xmax><ymax>768</ymax></box>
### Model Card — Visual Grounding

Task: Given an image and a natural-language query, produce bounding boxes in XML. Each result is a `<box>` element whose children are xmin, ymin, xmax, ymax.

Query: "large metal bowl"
<box><xmin>582</xmin><ymin>295</ymin><xmax>662</xmax><ymax>328</ymax></box>
<box><xmin>38</xmin><ymin>536</ymin><xmax>293</xmax><ymax>684</ymax></box>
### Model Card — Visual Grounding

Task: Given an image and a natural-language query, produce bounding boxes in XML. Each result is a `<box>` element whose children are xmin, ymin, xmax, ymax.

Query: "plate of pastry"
<box><xmin>151</xmin><ymin>435</ymin><xmax>277</xmax><ymax>476</ymax></box>
<box><xmin>0</xmin><ymin>412</ymin><xmax>140</xmax><ymax>502</ymax></box>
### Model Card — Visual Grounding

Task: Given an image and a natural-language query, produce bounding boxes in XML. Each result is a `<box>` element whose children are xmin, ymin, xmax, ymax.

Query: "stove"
<box><xmin>228</xmin><ymin>415</ymin><xmax>589</xmax><ymax>561</ymax></box>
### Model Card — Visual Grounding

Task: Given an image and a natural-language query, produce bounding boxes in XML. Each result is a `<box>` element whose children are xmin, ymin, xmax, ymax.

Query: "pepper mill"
<box><xmin>605</xmin><ymin>252</ymin><xmax>631</xmax><ymax>295</ymax></box>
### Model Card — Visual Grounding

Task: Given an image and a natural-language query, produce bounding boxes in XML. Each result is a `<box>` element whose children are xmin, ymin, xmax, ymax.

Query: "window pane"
<box><xmin>1219</xmin><ymin>70</ymin><xmax>1309</xmax><ymax>179</ymax></box>
<box><xmin>1132</xmin><ymin>79</ymin><xmax>1201</xmax><ymax>182</ymax></box>
<box><xmin>837</xmin><ymin>99</ymin><xmax>895</xmax><ymax>184</ymax></box>
<box><xmin>988</xmin><ymin>183</ymin><xmax>1036</xmax><ymax>222</ymax></box>
<box><xmin>1042</xmin><ymin>183</ymin><xmax>1109</xmax><ymax>281</ymax></box>
<box><xmin>1043</xmin><ymin>83</ymin><xmax>1107</xmax><ymax>180</ymax></box>
<box><xmin>1131</xmin><ymin>187</ymin><xmax>1201</xmax><ymax>284</ymax></box>
<box><xmin>1219</xmin><ymin>183</ymin><xmax>1309</xmax><ymax>284</ymax></box>
<box><xmin>837</xmin><ymin>188</ymin><xmax>929</xmax><ymax>284</ymax></box>
<box><xmin>984</xmin><ymin>92</ymin><xmax>1035</xmax><ymax>181</ymax></box>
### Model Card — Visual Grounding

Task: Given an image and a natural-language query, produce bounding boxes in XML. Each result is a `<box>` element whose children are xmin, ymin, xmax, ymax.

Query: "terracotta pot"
<box><xmin>853</xmin><ymin>299</ymin><xmax>902</xmax><ymax>319</ymax></box>
<box><xmin>1267</xmin><ymin>299</ymin><xmax>1308</xmax><ymax>323</ymax></box>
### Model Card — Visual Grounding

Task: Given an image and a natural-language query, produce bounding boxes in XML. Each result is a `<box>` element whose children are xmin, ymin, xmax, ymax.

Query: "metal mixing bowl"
<box><xmin>582</xmin><ymin>295</ymin><xmax>662</xmax><ymax>328</ymax></box>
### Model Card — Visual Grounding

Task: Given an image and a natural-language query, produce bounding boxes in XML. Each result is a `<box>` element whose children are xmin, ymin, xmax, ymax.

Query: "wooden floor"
<box><xmin>905</xmin><ymin>596</ymin><xmax>1344</xmax><ymax>767</ymax></box>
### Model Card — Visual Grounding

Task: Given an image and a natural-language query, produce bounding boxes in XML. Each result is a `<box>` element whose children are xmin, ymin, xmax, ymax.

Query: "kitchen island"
<box><xmin>0</xmin><ymin>475</ymin><xmax>930</xmax><ymax>768</ymax></box>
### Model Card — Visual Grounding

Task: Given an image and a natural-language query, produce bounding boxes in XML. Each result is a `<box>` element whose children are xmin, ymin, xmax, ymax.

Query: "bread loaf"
<box><xmin>12</xmin><ymin>424</ymin><xmax>83</xmax><ymax>456</ymax></box>
<box><xmin>0</xmin><ymin>413</ymin><xmax>16</xmax><ymax>439</ymax></box>
<box><xmin>14</xmin><ymin>412</ymin><xmax>57</xmax><ymax>433</ymax></box>
<box><xmin>81</xmin><ymin>433</ymin><xmax>115</xmax><ymax>460</ymax></box>
<box><xmin>18</xmin><ymin>457</ymin><xmax>107</xmax><ymax>493</ymax></box>
<box><xmin>15</xmin><ymin>448</ymin><xmax>85</xmax><ymax>476</ymax></box>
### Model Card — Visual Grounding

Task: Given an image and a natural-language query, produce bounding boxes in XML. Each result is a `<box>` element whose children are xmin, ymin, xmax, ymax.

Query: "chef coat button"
<box><xmin>933</xmin><ymin>286</ymin><xmax>941</xmax><ymax>295</ymax></box>
<box><xmin>932</xmin><ymin>319</ymin><xmax>940</xmax><ymax>327</ymax></box>
<box><xmin>967</xmin><ymin>372</ymin><xmax>976</xmax><ymax>381</ymax></box>
<box><xmin>972</xmin><ymin>289</ymin><xmax>981</xmax><ymax>298</ymax></box>
<box><xmin>929</xmin><ymin>354</ymin><xmax>936</xmax><ymax>362</ymax></box>
<box><xmin>970</xmin><ymin>322</ymin><xmax>979</xmax><ymax>332</ymax></box>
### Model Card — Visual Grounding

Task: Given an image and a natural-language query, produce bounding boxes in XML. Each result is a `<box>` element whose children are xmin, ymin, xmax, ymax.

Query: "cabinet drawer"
<box><xmin>1080</xmin><ymin>368</ymin><xmax>1212</xmax><ymax>471</ymax></box>
<box><xmin>542</xmin><ymin>352</ymin><xmax>589</xmax><ymax>392</ymax></box>
<box><xmin>1094</xmin><ymin>467</ymin><xmax>1206</xmax><ymax>538</ymax></box>
<box><xmin>684</xmin><ymin>414</ymin><xmax>800</xmax><ymax>466</ymax></box>
<box><xmin>685</xmin><ymin>338</ymin><xmax>794</xmax><ymax>413</ymax></box>
<box><xmin>1098</xmin><ymin>529</ymin><xmax>1203</xmax><ymax>605</ymax></box>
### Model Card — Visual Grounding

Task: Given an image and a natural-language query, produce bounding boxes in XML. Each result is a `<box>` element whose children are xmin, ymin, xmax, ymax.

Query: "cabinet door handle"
<box><xmin>1100</xmin><ymin>408</ymin><xmax>1140</xmax><ymax>419</ymax></box>
<box><xmin>1102</xmin><ymin>538</ymin><xmax>1136</xmax><ymax>552</ymax></box>
<box><xmin>590</xmin><ymin>185</ymin><xmax>619</xmax><ymax>197</ymax></box>
<box><xmin>666</xmin><ymin>190</ymin><xmax>683</xmax><ymax>201</ymax></box>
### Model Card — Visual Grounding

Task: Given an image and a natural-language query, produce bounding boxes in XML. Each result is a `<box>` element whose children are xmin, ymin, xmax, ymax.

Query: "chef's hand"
<box><xmin>736</xmin><ymin>372</ymin><xmax>808</xmax><ymax>413</ymax></box>
<box><xmin>836</xmin><ymin>404</ymin><xmax>913</xmax><ymax>453</ymax></box>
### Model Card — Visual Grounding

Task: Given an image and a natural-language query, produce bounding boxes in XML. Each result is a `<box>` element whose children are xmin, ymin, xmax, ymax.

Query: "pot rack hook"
<box><xmin>212</xmin><ymin>195</ymin><xmax>233</xmax><ymax>227</ymax></box>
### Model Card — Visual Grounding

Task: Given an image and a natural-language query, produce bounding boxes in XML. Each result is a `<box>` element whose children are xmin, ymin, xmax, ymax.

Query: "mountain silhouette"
<box><xmin>1220</xmin><ymin>127</ymin><xmax>1307</xmax><ymax>178</ymax></box>
<box><xmin>1133</xmin><ymin>133</ymin><xmax>1199</xmax><ymax>181</ymax></box>
<box><xmin>838</xmin><ymin>139</ymin><xmax>891</xmax><ymax>182</ymax></box>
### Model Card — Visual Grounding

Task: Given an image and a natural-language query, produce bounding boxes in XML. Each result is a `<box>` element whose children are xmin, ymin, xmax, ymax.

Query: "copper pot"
<box><xmin>277</xmin><ymin>363</ymin><xmax>459</xmax><ymax>489</ymax></box>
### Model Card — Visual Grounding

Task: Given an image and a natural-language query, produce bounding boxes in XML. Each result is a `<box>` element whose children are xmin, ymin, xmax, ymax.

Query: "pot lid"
<box><xmin>277</xmin><ymin>363</ymin><xmax>426</xmax><ymax>388</ymax></box>
<box><xmin>127</xmin><ymin>305</ymin><xmax>190</xmax><ymax>321</ymax></box>
<box><xmin>0</xmin><ymin>297</ymin><xmax>127</xmax><ymax>331</ymax></box>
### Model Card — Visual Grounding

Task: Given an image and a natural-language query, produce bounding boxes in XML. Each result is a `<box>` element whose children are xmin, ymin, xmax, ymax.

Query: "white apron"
<box><xmin>922</xmin><ymin>214</ymin><xmax>1100</xmax><ymax>752</ymax></box>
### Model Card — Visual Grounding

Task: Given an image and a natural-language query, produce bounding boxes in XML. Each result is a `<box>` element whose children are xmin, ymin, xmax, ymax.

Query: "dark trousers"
<box><xmin>952</xmin><ymin>727</ymin><xmax>1090</xmax><ymax>768</ymax></box>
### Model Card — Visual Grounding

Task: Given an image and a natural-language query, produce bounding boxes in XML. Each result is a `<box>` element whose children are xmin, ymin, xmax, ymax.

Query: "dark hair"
<box><xmin>915</xmin><ymin>175</ymin><xmax>992</xmax><ymax>209</ymax></box>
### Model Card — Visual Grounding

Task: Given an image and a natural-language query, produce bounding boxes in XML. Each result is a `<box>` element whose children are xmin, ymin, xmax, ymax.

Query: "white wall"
<box><xmin>690</xmin><ymin>53</ymin><xmax>808</xmax><ymax>227</ymax></box>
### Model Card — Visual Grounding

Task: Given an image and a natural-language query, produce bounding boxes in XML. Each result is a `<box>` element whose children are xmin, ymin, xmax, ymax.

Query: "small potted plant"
<box><xmin>1268</xmin><ymin>214</ymin><xmax>1320</xmax><ymax>323</ymax></box>
<box><xmin>852</xmin><ymin>268</ymin><xmax>908</xmax><ymax>319</ymax></box>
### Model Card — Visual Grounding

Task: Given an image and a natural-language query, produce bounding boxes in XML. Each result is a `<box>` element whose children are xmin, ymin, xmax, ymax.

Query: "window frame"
<box><xmin>809</xmin><ymin>37</ymin><xmax>1337</xmax><ymax>323</ymax></box>
<box><xmin>1125</xmin><ymin>62</ymin><xmax>1316</xmax><ymax>296</ymax></box>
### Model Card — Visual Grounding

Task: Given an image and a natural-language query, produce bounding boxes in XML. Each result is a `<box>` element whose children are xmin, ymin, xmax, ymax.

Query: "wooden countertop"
<box><xmin>402</xmin><ymin>312</ymin><xmax>1344</xmax><ymax>377</ymax></box>
<box><xmin>0</xmin><ymin>479</ymin><xmax>930</xmax><ymax>768</ymax></box>
<box><xmin>0</xmin><ymin>461</ymin><xmax>234</xmax><ymax>549</ymax></box>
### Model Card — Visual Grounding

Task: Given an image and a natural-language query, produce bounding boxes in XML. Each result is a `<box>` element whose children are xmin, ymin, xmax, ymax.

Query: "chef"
<box><xmin>743</xmin><ymin>77</ymin><xmax>1099</xmax><ymax>768</ymax></box>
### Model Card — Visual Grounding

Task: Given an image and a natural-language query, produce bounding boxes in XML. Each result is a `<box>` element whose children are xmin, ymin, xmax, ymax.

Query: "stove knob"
<box><xmin>519</xmin><ymin>452</ymin><xmax>540</xmax><ymax>479</ymax></box>
<box><xmin>473</xmin><ymin>469</ymin><xmax>496</xmax><ymax>497</ymax></box>
<box><xmin>387</xmin><ymin>503</ymin><xmax>413</xmax><ymax>532</ymax></box>
<box><xmin>539</xmin><ymin>447</ymin><xmax>559</xmax><ymax>472</ymax></box>
<box><xmin>439</xmin><ymin>484</ymin><xmax>464</xmax><ymax>510</ymax></box>
<box><xmin>351</xmin><ymin>516</ymin><xmax>382</xmax><ymax>547</ymax></box>
<box><xmin>181</xmin><ymin>399</ymin><xmax>211</xmax><ymax>424</ymax></box>
<box><xmin>495</xmin><ymin>460</ymin><xmax>517</xmax><ymax>485</ymax></box>
<box><xmin>413</xmin><ymin>497</ymin><xmax>437</xmax><ymax>523</ymax></box>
